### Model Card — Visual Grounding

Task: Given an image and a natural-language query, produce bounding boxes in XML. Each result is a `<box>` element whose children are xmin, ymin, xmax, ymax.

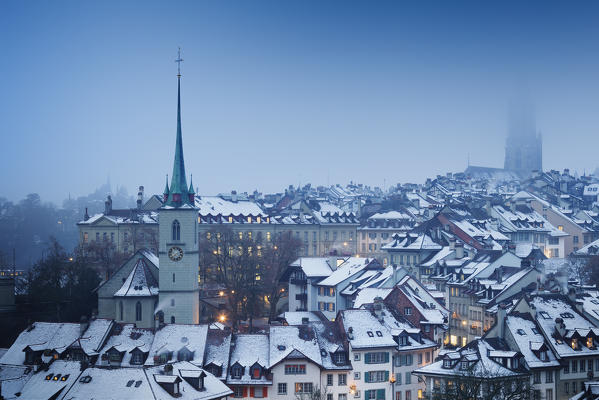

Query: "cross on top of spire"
<box><xmin>175</xmin><ymin>47</ymin><xmax>183</xmax><ymax>77</ymax></box>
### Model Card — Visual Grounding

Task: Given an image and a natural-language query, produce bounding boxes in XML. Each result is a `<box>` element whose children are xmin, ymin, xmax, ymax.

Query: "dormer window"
<box><xmin>460</xmin><ymin>361</ymin><xmax>469</xmax><ymax>370</ymax></box>
<box><xmin>251</xmin><ymin>364</ymin><xmax>262</xmax><ymax>379</ymax></box>
<box><xmin>332</xmin><ymin>352</ymin><xmax>346</xmax><ymax>365</ymax></box>
<box><xmin>443</xmin><ymin>359</ymin><xmax>452</xmax><ymax>369</ymax></box>
<box><xmin>399</xmin><ymin>336</ymin><xmax>408</xmax><ymax>346</ymax></box>
<box><xmin>572</xmin><ymin>338</ymin><xmax>578</xmax><ymax>350</ymax></box>
<box><xmin>540</xmin><ymin>351</ymin><xmax>548</xmax><ymax>361</ymax></box>
<box><xmin>588</xmin><ymin>337</ymin><xmax>594</xmax><ymax>348</ymax></box>
<box><xmin>231</xmin><ymin>364</ymin><xmax>244</xmax><ymax>379</ymax></box>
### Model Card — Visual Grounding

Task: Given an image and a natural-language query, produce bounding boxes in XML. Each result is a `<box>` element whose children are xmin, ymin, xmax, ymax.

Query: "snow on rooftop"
<box><xmin>227</xmin><ymin>334</ymin><xmax>270</xmax><ymax>384</ymax></box>
<box><xmin>0</xmin><ymin>322</ymin><xmax>81</xmax><ymax>366</ymax></box>
<box><xmin>18</xmin><ymin>360</ymin><xmax>81</xmax><ymax>400</ymax></box>
<box><xmin>352</xmin><ymin>288</ymin><xmax>392</xmax><ymax>308</ymax></box>
<box><xmin>97</xmin><ymin>324</ymin><xmax>154</xmax><ymax>366</ymax></box>
<box><xmin>341</xmin><ymin>309</ymin><xmax>397</xmax><ymax>349</ymax></box>
<box><xmin>145</xmin><ymin>324</ymin><xmax>208</xmax><ymax>367</ymax></box>
<box><xmin>317</xmin><ymin>257</ymin><xmax>379</xmax><ymax>287</ymax></box>
<box><xmin>148</xmin><ymin>362</ymin><xmax>233</xmax><ymax>400</ymax></box>
<box><xmin>196</xmin><ymin>196</ymin><xmax>266</xmax><ymax>217</ymax></box>
<box><xmin>269</xmin><ymin>325</ymin><xmax>322</xmax><ymax>368</ymax></box>
<box><xmin>61</xmin><ymin>366</ymin><xmax>152</xmax><ymax>400</ymax></box>
<box><xmin>114</xmin><ymin>258</ymin><xmax>159</xmax><ymax>297</ymax></box>
<box><xmin>505</xmin><ymin>314</ymin><xmax>560</xmax><ymax>369</ymax></box>
<box><xmin>291</xmin><ymin>257</ymin><xmax>333</xmax><ymax>278</ymax></box>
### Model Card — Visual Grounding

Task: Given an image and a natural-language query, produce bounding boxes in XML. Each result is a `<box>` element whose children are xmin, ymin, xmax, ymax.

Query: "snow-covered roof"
<box><xmin>72</xmin><ymin>319</ymin><xmax>114</xmax><ymax>356</ymax></box>
<box><xmin>281</xmin><ymin>312</ymin><xmax>323</xmax><ymax>326</ymax></box>
<box><xmin>381</xmin><ymin>233</ymin><xmax>442</xmax><ymax>251</ymax></box>
<box><xmin>61</xmin><ymin>365</ymin><xmax>153</xmax><ymax>400</ymax></box>
<box><xmin>18</xmin><ymin>360</ymin><xmax>81</xmax><ymax>400</ymax></box>
<box><xmin>352</xmin><ymin>288</ymin><xmax>392</xmax><ymax>308</ymax></box>
<box><xmin>341</xmin><ymin>309</ymin><xmax>397</xmax><ymax>349</ymax></box>
<box><xmin>196</xmin><ymin>196</ymin><xmax>266</xmax><ymax>217</ymax></box>
<box><xmin>531</xmin><ymin>295</ymin><xmax>599</xmax><ymax>358</ymax></box>
<box><xmin>97</xmin><ymin>324</ymin><xmax>154</xmax><ymax>366</ymax></box>
<box><xmin>414</xmin><ymin>339</ymin><xmax>524</xmax><ymax>379</ymax></box>
<box><xmin>0</xmin><ymin>322</ymin><xmax>81</xmax><ymax>366</ymax></box>
<box><xmin>204</xmin><ymin>329</ymin><xmax>231</xmax><ymax>377</ymax></box>
<box><xmin>147</xmin><ymin>362</ymin><xmax>233</xmax><ymax>400</ymax></box>
<box><xmin>317</xmin><ymin>257</ymin><xmax>381</xmax><ymax>287</ymax></box>
<box><xmin>269</xmin><ymin>325</ymin><xmax>322</xmax><ymax>368</ymax></box>
<box><xmin>505</xmin><ymin>313</ymin><xmax>560</xmax><ymax>369</ymax></box>
<box><xmin>114</xmin><ymin>258</ymin><xmax>159</xmax><ymax>297</ymax></box>
<box><xmin>290</xmin><ymin>257</ymin><xmax>333</xmax><ymax>278</ymax></box>
<box><xmin>227</xmin><ymin>334</ymin><xmax>270</xmax><ymax>385</ymax></box>
<box><xmin>145</xmin><ymin>325</ymin><xmax>208</xmax><ymax>367</ymax></box>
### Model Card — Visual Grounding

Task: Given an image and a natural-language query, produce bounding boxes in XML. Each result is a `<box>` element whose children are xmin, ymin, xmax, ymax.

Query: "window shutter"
<box><xmin>250</xmin><ymin>387</ymin><xmax>255</xmax><ymax>397</ymax></box>
<box><xmin>364</xmin><ymin>372</ymin><xmax>370</xmax><ymax>382</ymax></box>
<box><xmin>385</xmin><ymin>371</ymin><xmax>389</xmax><ymax>381</ymax></box>
<box><xmin>365</xmin><ymin>353</ymin><xmax>371</xmax><ymax>364</ymax></box>
<box><xmin>263</xmin><ymin>387</ymin><xmax>268</xmax><ymax>397</ymax></box>
<box><xmin>377</xmin><ymin>389</ymin><xmax>385</xmax><ymax>400</ymax></box>
<box><xmin>242</xmin><ymin>387</ymin><xmax>248</xmax><ymax>397</ymax></box>
<box><xmin>384</xmin><ymin>352</ymin><xmax>389</xmax><ymax>363</ymax></box>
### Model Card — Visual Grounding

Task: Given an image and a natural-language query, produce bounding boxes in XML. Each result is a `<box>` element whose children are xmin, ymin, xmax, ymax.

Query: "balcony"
<box><xmin>290</xmin><ymin>278</ymin><xmax>307</xmax><ymax>285</ymax></box>
<box><xmin>295</xmin><ymin>293</ymin><xmax>307</xmax><ymax>301</ymax></box>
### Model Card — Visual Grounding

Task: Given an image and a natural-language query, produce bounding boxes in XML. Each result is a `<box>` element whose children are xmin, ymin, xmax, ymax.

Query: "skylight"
<box><xmin>376</xmin><ymin>331</ymin><xmax>383</xmax><ymax>337</ymax></box>
<box><xmin>517</xmin><ymin>329</ymin><xmax>526</xmax><ymax>335</ymax></box>
<box><xmin>539</xmin><ymin>311</ymin><xmax>550</xmax><ymax>319</ymax></box>
<box><xmin>367</xmin><ymin>331</ymin><xmax>374</xmax><ymax>337</ymax></box>
<box><xmin>560</xmin><ymin>312</ymin><xmax>574</xmax><ymax>319</ymax></box>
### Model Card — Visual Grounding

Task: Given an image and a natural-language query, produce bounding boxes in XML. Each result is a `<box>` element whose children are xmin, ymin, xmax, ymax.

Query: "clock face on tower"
<box><xmin>168</xmin><ymin>246</ymin><xmax>184</xmax><ymax>262</ymax></box>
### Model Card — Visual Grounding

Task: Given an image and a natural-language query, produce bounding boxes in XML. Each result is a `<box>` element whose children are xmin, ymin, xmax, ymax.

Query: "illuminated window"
<box><xmin>558</xmin><ymin>225</ymin><xmax>564</xmax><ymax>231</ymax></box>
<box><xmin>83</xmin><ymin>232</ymin><xmax>88</xmax><ymax>243</ymax></box>
<box><xmin>206</xmin><ymin>232</ymin><xmax>211</xmax><ymax>240</ymax></box>
<box><xmin>266</xmin><ymin>232</ymin><xmax>271</xmax><ymax>241</ymax></box>
<box><xmin>588</xmin><ymin>337</ymin><xmax>594</xmax><ymax>348</ymax></box>
<box><xmin>450</xmin><ymin>335</ymin><xmax>457</xmax><ymax>346</ymax></box>
<box><xmin>238</xmin><ymin>232</ymin><xmax>243</xmax><ymax>240</ymax></box>
<box><xmin>571</xmin><ymin>338</ymin><xmax>578</xmax><ymax>350</ymax></box>
<box><xmin>228</xmin><ymin>216</ymin><xmax>233</xmax><ymax>223</ymax></box>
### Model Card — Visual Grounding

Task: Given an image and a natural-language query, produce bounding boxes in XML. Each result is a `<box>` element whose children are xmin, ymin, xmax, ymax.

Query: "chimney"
<box><xmin>231</xmin><ymin>190</ymin><xmax>238</xmax><ymax>202</ymax></box>
<box><xmin>555</xmin><ymin>317</ymin><xmax>566</xmax><ymax>338</ymax></box>
<box><xmin>137</xmin><ymin>186</ymin><xmax>144</xmax><ymax>210</ymax></box>
<box><xmin>497</xmin><ymin>303</ymin><xmax>508</xmax><ymax>338</ymax></box>
<box><xmin>449</xmin><ymin>237</ymin><xmax>456</xmax><ymax>250</ymax></box>
<box><xmin>84</xmin><ymin>208</ymin><xmax>89</xmax><ymax>221</ymax></box>
<box><xmin>455</xmin><ymin>242</ymin><xmax>464</xmax><ymax>259</ymax></box>
<box><xmin>104</xmin><ymin>195</ymin><xmax>112</xmax><ymax>215</ymax></box>
<box><xmin>79</xmin><ymin>316</ymin><xmax>89</xmax><ymax>336</ymax></box>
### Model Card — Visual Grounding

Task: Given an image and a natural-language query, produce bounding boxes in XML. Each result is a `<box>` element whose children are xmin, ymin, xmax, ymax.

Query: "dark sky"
<box><xmin>2</xmin><ymin>1</ymin><xmax>599</xmax><ymax>203</ymax></box>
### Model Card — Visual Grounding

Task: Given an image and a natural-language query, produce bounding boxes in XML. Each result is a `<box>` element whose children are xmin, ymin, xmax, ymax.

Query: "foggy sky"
<box><xmin>2</xmin><ymin>0</ymin><xmax>599</xmax><ymax>204</ymax></box>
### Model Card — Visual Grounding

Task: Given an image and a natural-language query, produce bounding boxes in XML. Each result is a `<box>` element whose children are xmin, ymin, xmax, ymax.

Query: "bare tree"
<box><xmin>261</xmin><ymin>232</ymin><xmax>302</xmax><ymax>322</ymax></box>
<box><xmin>199</xmin><ymin>226</ymin><xmax>261</xmax><ymax>330</ymax></box>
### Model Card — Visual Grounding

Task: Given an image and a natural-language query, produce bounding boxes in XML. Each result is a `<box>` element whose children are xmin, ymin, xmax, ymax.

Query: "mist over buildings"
<box><xmin>2</xmin><ymin>1</ymin><xmax>599</xmax><ymax>204</ymax></box>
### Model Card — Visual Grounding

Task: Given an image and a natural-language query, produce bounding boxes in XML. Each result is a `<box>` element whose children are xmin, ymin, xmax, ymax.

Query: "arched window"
<box><xmin>172</xmin><ymin>220</ymin><xmax>180</xmax><ymax>241</ymax></box>
<box><xmin>135</xmin><ymin>301</ymin><xmax>142</xmax><ymax>321</ymax></box>
<box><xmin>119</xmin><ymin>301</ymin><xmax>123</xmax><ymax>320</ymax></box>
<box><xmin>171</xmin><ymin>298</ymin><xmax>175</xmax><ymax>307</ymax></box>
<box><xmin>171</xmin><ymin>316</ymin><xmax>176</xmax><ymax>324</ymax></box>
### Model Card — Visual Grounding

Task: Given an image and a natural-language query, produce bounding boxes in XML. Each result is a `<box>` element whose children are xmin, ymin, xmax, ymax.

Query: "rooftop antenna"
<box><xmin>175</xmin><ymin>47</ymin><xmax>183</xmax><ymax>77</ymax></box>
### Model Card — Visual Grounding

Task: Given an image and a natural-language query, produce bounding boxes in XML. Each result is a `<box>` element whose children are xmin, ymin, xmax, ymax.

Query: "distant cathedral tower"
<box><xmin>158</xmin><ymin>49</ymin><xmax>200</xmax><ymax>325</ymax></box>
<box><xmin>504</xmin><ymin>99</ymin><xmax>542</xmax><ymax>176</ymax></box>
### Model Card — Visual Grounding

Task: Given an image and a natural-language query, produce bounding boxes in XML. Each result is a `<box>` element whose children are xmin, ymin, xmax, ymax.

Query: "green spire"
<box><xmin>163</xmin><ymin>175</ymin><xmax>170</xmax><ymax>195</ymax></box>
<box><xmin>188</xmin><ymin>174</ymin><xmax>195</xmax><ymax>194</ymax></box>
<box><xmin>165</xmin><ymin>49</ymin><xmax>193</xmax><ymax>207</ymax></box>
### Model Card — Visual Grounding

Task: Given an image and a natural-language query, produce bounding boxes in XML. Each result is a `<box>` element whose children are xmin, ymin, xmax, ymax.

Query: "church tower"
<box><xmin>158</xmin><ymin>49</ymin><xmax>199</xmax><ymax>325</ymax></box>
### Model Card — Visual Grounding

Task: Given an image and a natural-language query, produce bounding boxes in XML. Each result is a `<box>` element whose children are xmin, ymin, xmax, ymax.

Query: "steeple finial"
<box><xmin>165</xmin><ymin>48</ymin><xmax>191</xmax><ymax>207</ymax></box>
<box><xmin>175</xmin><ymin>47</ymin><xmax>183</xmax><ymax>77</ymax></box>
